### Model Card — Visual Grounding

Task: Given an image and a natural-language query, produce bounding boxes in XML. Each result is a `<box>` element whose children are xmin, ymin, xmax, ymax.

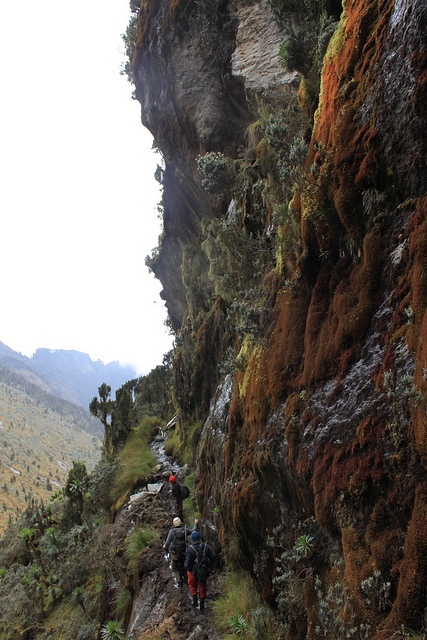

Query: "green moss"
<box><xmin>324</xmin><ymin>11</ymin><xmax>347</xmax><ymax>64</ymax></box>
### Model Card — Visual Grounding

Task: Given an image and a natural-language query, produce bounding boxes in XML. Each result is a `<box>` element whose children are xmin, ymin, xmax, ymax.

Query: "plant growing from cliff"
<box><xmin>100</xmin><ymin>620</ymin><xmax>127</xmax><ymax>640</ymax></box>
<box><xmin>383</xmin><ymin>370</ymin><xmax>395</xmax><ymax>397</ymax></box>
<box><xmin>279</xmin><ymin>33</ymin><xmax>309</xmax><ymax>73</ymax></box>
<box><xmin>273</xmin><ymin>203</ymin><xmax>301</xmax><ymax>275</ymax></box>
<box><xmin>213</xmin><ymin>572</ymin><xmax>258</xmax><ymax>637</ymax></box>
<box><xmin>274</xmin><ymin>0</ymin><xmax>322</xmax><ymax>74</ymax></box>
<box><xmin>112</xmin><ymin>588</ymin><xmax>133</xmax><ymax>619</ymax></box>
<box><xmin>360</xmin><ymin>569</ymin><xmax>391</xmax><ymax>612</ymax></box>
<box><xmin>404</xmin><ymin>306</ymin><xmax>414</xmax><ymax>325</ymax></box>
<box><xmin>90</xmin><ymin>383</ymin><xmax>114</xmax><ymax>459</ymax></box>
<box><xmin>268</xmin><ymin>520</ymin><xmax>324</xmax><ymax>625</ymax></box>
<box><xmin>201</xmin><ymin>211</ymin><xmax>264</xmax><ymax>304</ymax></box>
<box><xmin>71</xmin><ymin>586</ymin><xmax>92</xmax><ymax>622</ymax></box>
<box><xmin>314</xmin><ymin>568</ymin><xmax>372</xmax><ymax>639</ymax></box>
<box><xmin>228</xmin><ymin>613</ymin><xmax>248</xmax><ymax>634</ymax></box>
<box><xmin>213</xmin><ymin>572</ymin><xmax>284</xmax><ymax>639</ymax></box>
<box><xmin>196</xmin><ymin>152</ymin><xmax>235</xmax><ymax>198</ymax></box>
<box><xmin>64</xmin><ymin>461</ymin><xmax>89</xmax><ymax>516</ymax></box>
<box><xmin>120</xmin><ymin>0</ymin><xmax>140</xmax><ymax>91</ymax></box>
<box><xmin>294</xmin><ymin>533</ymin><xmax>314</xmax><ymax>557</ymax></box>
<box><xmin>124</xmin><ymin>526</ymin><xmax>159</xmax><ymax>572</ymax></box>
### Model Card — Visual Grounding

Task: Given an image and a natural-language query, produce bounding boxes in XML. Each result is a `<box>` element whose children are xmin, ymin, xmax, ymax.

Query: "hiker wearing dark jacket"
<box><xmin>163</xmin><ymin>516</ymin><xmax>187</xmax><ymax>588</ymax></box>
<box><xmin>185</xmin><ymin>530</ymin><xmax>214</xmax><ymax>610</ymax></box>
<box><xmin>168</xmin><ymin>475</ymin><xmax>183</xmax><ymax>520</ymax></box>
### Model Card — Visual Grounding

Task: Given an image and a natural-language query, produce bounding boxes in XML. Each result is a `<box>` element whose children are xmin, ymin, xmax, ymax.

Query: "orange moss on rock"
<box><xmin>399</xmin><ymin>197</ymin><xmax>427</xmax><ymax>458</ymax></box>
<box><xmin>300</xmin><ymin>227</ymin><xmax>385</xmax><ymax>386</ymax></box>
<box><xmin>377</xmin><ymin>482</ymin><xmax>427</xmax><ymax>634</ymax></box>
<box><xmin>234</xmin><ymin>285</ymin><xmax>310</xmax><ymax>445</ymax></box>
<box><xmin>308</xmin><ymin>419</ymin><xmax>387</xmax><ymax>530</ymax></box>
<box><xmin>341</xmin><ymin>526</ymin><xmax>371</xmax><ymax>602</ymax></box>
<box><xmin>312</xmin><ymin>0</ymin><xmax>393</xmax><ymax>242</ymax></box>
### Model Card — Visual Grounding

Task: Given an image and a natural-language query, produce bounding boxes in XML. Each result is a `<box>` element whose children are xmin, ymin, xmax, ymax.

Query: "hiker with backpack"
<box><xmin>168</xmin><ymin>475</ymin><xmax>184</xmax><ymax>520</ymax></box>
<box><xmin>163</xmin><ymin>516</ymin><xmax>188</xmax><ymax>588</ymax></box>
<box><xmin>185</xmin><ymin>530</ymin><xmax>214</xmax><ymax>610</ymax></box>
<box><xmin>168</xmin><ymin>475</ymin><xmax>190</xmax><ymax>520</ymax></box>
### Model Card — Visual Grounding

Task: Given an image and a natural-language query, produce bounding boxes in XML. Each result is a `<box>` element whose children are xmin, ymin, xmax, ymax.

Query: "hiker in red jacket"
<box><xmin>185</xmin><ymin>530</ymin><xmax>214</xmax><ymax>610</ymax></box>
<box><xmin>168</xmin><ymin>475</ymin><xmax>183</xmax><ymax>520</ymax></box>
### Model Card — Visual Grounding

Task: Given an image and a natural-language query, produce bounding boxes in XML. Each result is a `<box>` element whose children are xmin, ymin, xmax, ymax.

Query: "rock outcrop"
<box><xmin>133</xmin><ymin>0</ymin><xmax>427</xmax><ymax>636</ymax></box>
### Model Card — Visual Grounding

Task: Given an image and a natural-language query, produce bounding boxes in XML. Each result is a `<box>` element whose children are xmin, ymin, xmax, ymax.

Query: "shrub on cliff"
<box><xmin>120</xmin><ymin>0</ymin><xmax>140</xmax><ymax>90</ymax></box>
<box><xmin>196</xmin><ymin>152</ymin><xmax>235</xmax><ymax>198</ymax></box>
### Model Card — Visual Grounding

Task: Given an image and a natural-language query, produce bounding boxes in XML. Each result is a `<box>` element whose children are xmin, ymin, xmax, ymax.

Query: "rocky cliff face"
<box><xmin>134</xmin><ymin>0</ymin><xmax>427</xmax><ymax>636</ymax></box>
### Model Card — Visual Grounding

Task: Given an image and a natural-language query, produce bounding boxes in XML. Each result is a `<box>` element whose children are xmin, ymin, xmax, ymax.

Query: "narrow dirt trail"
<box><xmin>111</xmin><ymin>432</ymin><xmax>222</xmax><ymax>639</ymax></box>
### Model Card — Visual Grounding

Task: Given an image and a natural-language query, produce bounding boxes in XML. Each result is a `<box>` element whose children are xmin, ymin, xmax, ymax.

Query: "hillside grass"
<box><xmin>0</xmin><ymin>380</ymin><xmax>101</xmax><ymax>534</ymax></box>
<box><xmin>110</xmin><ymin>416</ymin><xmax>161</xmax><ymax>510</ymax></box>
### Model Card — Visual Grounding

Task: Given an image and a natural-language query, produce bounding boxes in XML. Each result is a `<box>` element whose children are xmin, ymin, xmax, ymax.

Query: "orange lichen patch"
<box><xmin>354</xmin><ymin>127</ymin><xmax>381</xmax><ymax>185</ymax></box>
<box><xmin>263</xmin><ymin>287</ymin><xmax>309</xmax><ymax>393</ymax></box>
<box><xmin>315</xmin><ymin>0</ymin><xmax>378</xmax><ymax>148</ymax></box>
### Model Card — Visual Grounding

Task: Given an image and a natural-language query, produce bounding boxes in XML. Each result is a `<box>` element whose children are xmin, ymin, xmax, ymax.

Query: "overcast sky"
<box><xmin>0</xmin><ymin>0</ymin><xmax>174</xmax><ymax>374</ymax></box>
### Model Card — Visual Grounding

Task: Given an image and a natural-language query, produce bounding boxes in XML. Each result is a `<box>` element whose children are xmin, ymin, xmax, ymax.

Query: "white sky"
<box><xmin>0</xmin><ymin>0</ymin><xmax>174</xmax><ymax>374</ymax></box>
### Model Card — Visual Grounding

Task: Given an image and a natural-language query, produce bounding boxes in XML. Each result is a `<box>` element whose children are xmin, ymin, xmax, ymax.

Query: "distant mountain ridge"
<box><xmin>0</xmin><ymin>342</ymin><xmax>138</xmax><ymax>409</ymax></box>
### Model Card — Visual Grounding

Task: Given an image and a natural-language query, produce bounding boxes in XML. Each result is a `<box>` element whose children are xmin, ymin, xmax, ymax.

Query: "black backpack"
<box><xmin>191</xmin><ymin>542</ymin><xmax>211</xmax><ymax>580</ymax></box>
<box><xmin>179</xmin><ymin>484</ymin><xmax>190</xmax><ymax>499</ymax></box>
<box><xmin>170</xmin><ymin>527</ymin><xmax>186</xmax><ymax>556</ymax></box>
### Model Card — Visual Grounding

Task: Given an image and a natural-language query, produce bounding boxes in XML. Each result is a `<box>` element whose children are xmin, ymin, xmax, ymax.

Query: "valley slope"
<box><xmin>0</xmin><ymin>366</ymin><xmax>102</xmax><ymax>534</ymax></box>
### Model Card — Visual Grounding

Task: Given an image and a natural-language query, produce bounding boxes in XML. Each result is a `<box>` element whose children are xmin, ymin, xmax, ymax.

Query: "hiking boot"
<box><xmin>192</xmin><ymin>595</ymin><xmax>198</xmax><ymax>608</ymax></box>
<box><xmin>199</xmin><ymin>598</ymin><xmax>205</xmax><ymax>610</ymax></box>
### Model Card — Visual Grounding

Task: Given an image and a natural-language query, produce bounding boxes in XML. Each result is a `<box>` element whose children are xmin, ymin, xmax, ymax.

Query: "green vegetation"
<box><xmin>189</xmin><ymin>97</ymin><xmax>309</xmax><ymax>373</ymax></box>
<box><xmin>213</xmin><ymin>572</ymin><xmax>285</xmax><ymax>639</ymax></box>
<box><xmin>109</xmin><ymin>417</ymin><xmax>161</xmax><ymax>509</ymax></box>
<box><xmin>90</xmin><ymin>353</ymin><xmax>173</xmax><ymax>460</ymax></box>
<box><xmin>100</xmin><ymin>620</ymin><xmax>127</xmax><ymax>639</ymax></box>
<box><xmin>120</xmin><ymin>0</ymin><xmax>140</xmax><ymax>90</ymax></box>
<box><xmin>0</xmin><ymin>357</ymin><xmax>176</xmax><ymax>638</ymax></box>
<box><xmin>0</xmin><ymin>373</ymin><xmax>101</xmax><ymax>534</ymax></box>
<box><xmin>196</xmin><ymin>151</ymin><xmax>236</xmax><ymax>198</ymax></box>
<box><xmin>112</xmin><ymin>588</ymin><xmax>133</xmax><ymax>619</ymax></box>
<box><xmin>124</xmin><ymin>525</ymin><xmax>159</xmax><ymax>571</ymax></box>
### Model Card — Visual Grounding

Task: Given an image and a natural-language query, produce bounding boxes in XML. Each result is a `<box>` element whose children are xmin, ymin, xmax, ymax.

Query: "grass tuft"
<box><xmin>109</xmin><ymin>417</ymin><xmax>160</xmax><ymax>508</ymax></box>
